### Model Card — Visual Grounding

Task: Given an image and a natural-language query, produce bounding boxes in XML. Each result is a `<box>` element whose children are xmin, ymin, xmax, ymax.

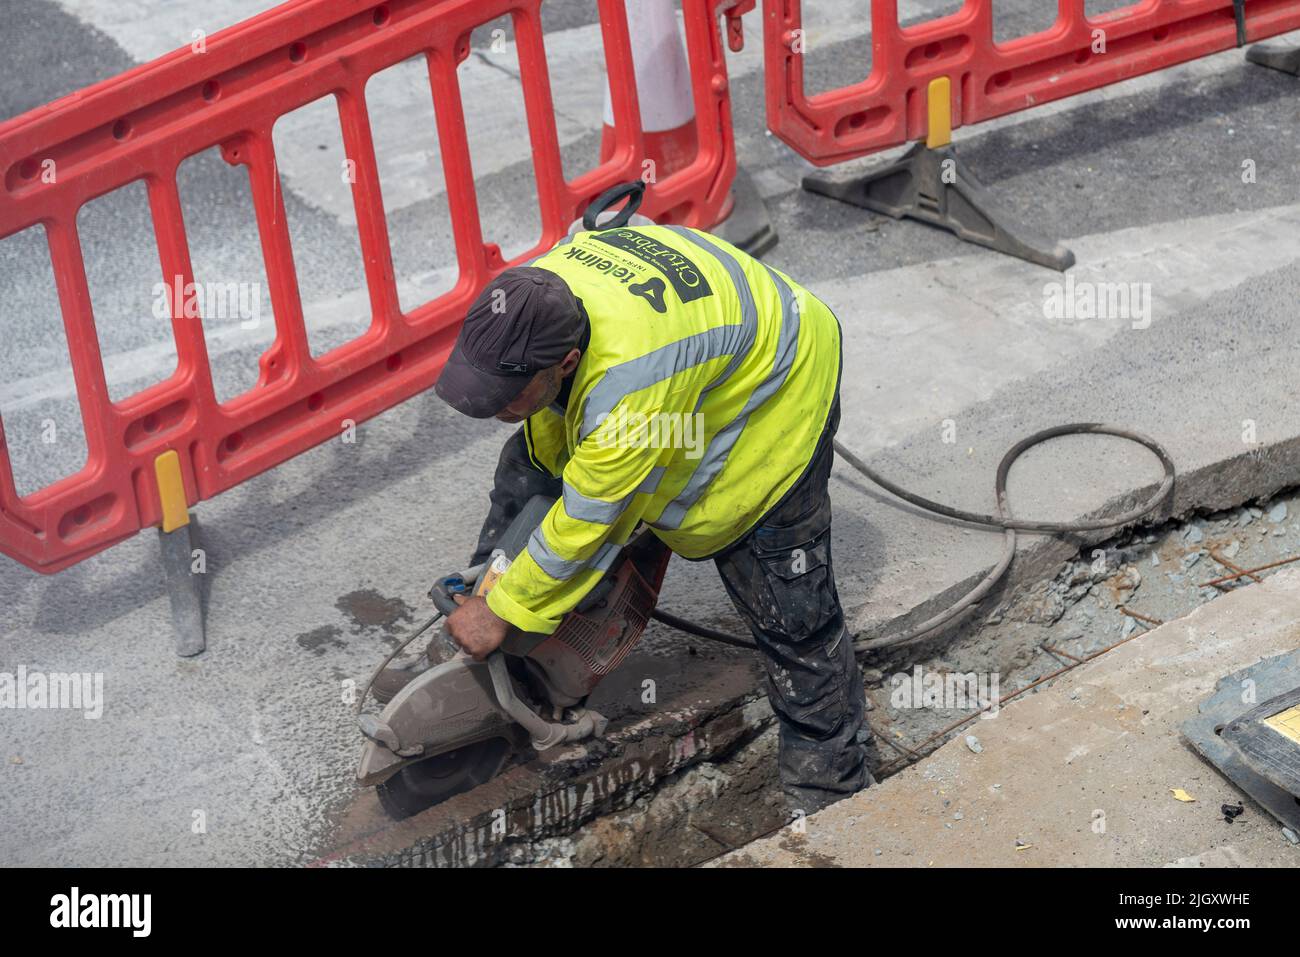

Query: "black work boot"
<box><xmin>712</xmin><ymin>396</ymin><xmax>869</xmax><ymax>814</ymax></box>
<box><xmin>769</xmin><ymin>622</ymin><xmax>871</xmax><ymax>816</ymax></box>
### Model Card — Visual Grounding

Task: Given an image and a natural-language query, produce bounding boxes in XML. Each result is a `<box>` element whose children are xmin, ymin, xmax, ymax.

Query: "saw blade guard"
<box><xmin>357</xmin><ymin>496</ymin><xmax>669</xmax><ymax>799</ymax></box>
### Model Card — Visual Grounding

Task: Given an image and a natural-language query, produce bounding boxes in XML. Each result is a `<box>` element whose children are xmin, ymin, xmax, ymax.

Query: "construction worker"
<box><xmin>432</xmin><ymin>224</ymin><xmax>868</xmax><ymax>813</ymax></box>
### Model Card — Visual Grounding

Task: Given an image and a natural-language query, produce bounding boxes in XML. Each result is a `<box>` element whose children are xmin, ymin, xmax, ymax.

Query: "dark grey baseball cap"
<box><xmin>435</xmin><ymin>267</ymin><xmax>585</xmax><ymax>418</ymax></box>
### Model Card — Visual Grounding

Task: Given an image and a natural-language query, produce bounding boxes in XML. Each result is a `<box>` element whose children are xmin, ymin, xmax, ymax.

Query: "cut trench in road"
<box><xmin>314</xmin><ymin>474</ymin><xmax>1300</xmax><ymax>867</ymax></box>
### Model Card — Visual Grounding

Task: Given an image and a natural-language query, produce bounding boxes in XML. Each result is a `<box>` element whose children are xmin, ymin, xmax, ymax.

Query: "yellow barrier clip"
<box><xmin>154</xmin><ymin>450</ymin><xmax>190</xmax><ymax>532</ymax></box>
<box><xmin>926</xmin><ymin>76</ymin><xmax>952</xmax><ymax>150</ymax></box>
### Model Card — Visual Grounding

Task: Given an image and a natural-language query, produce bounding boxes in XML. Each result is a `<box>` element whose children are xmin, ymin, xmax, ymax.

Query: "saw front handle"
<box><xmin>428</xmin><ymin>561</ymin><xmax>487</xmax><ymax>616</ymax></box>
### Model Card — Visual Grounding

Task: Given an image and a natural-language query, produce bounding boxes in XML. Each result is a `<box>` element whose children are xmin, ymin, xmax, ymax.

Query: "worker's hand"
<box><xmin>445</xmin><ymin>595</ymin><xmax>511</xmax><ymax>660</ymax></box>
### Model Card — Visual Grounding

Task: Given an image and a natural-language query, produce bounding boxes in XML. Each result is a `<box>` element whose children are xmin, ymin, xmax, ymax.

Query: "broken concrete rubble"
<box><xmin>713</xmin><ymin>568</ymin><xmax>1300</xmax><ymax>868</ymax></box>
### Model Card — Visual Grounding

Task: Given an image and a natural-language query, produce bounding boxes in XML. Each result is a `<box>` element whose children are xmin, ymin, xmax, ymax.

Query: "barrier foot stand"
<box><xmin>713</xmin><ymin>166</ymin><xmax>779</xmax><ymax>257</ymax></box>
<box><xmin>1246</xmin><ymin>42</ymin><xmax>1300</xmax><ymax>76</ymax></box>
<box><xmin>802</xmin><ymin>141</ymin><xmax>1074</xmax><ymax>271</ymax></box>
<box><xmin>155</xmin><ymin>451</ymin><xmax>206</xmax><ymax>657</ymax></box>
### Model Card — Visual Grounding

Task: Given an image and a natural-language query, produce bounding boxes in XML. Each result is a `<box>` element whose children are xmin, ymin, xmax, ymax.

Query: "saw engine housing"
<box><xmin>356</xmin><ymin>496</ymin><xmax>669</xmax><ymax>816</ymax></box>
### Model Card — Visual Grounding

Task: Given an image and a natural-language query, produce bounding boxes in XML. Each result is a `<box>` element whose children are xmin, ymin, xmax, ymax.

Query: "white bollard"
<box><xmin>600</xmin><ymin>0</ymin><xmax>698</xmax><ymax>184</ymax></box>
<box><xmin>595</xmin><ymin>0</ymin><xmax>776</xmax><ymax>253</ymax></box>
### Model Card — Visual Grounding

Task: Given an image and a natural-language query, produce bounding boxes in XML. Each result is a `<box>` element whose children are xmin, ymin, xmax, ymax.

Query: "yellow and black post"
<box><xmin>802</xmin><ymin>76</ymin><xmax>1075</xmax><ymax>271</ymax></box>
<box><xmin>155</xmin><ymin>450</ymin><xmax>206</xmax><ymax>657</ymax></box>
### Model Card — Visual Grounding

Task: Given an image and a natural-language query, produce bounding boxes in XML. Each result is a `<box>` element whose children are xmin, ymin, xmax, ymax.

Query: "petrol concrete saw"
<box><xmin>355</xmin><ymin>495</ymin><xmax>669</xmax><ymax>818</ymax></box>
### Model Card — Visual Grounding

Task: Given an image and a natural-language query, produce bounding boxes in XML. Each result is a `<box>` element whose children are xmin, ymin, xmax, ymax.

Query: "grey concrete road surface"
<box><xmin>4</xmin><ymin>1</ymin><xmax>1300</xmax><ymax>864</ymax></box>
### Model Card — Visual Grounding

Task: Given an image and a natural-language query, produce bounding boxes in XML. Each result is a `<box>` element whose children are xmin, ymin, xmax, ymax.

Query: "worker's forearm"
<box><xmin>488</xmin><ymin>553</ymin><xmax>611</xmax><ymax>635</ymax></box>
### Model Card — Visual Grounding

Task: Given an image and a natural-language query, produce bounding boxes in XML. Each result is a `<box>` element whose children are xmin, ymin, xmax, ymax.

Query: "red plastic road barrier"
<box><xmin>0</xmin><ymin>0</ymin><xmax>744</xmax><ymax>574</ymax></box>
<box><xmin>764</xmin><ymin>0</ymin><xmax>1300</xmax><ymax>166</ymax></box>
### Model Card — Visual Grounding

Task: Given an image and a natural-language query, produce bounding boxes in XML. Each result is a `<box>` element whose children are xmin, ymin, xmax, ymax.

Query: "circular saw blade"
<box><xmin>376</xmin><ymin>737</ymin><xmax>514</xmax><ymax>819</ymax></box>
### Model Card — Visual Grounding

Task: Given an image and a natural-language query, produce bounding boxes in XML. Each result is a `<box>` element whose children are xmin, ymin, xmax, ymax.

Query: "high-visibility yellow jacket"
<box><xmin>486</xmin><ymin>225</ymin><xmax>841</xmax><ymax>635</ymax></box>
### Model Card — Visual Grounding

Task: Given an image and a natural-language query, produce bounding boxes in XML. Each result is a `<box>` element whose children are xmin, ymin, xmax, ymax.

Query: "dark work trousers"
<box><xmin>712</xmin><ymin>397</ymin><xmax>869</xmax><ymax>814</ymax></box>
<box><xmin>472</xmin><ymin>400</ymin><xmax>868</xmax><ymax>813</ymax></box>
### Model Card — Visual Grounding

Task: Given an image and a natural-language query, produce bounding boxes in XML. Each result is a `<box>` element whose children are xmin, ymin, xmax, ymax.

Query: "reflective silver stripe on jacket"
<box><xmin>664</xmin><ymin>226</ymin><xmax>760</xmax><ymax>392</ymax></box>
<box><xmin>561</xmin><ymin>465</ymin><xmax>667</xmax><ymax>527</ymax></box>
<box><xmin>653</xmin><ymin>263</ymin><xmax>802</xmax><ymax>530</ymax></box>
<box><xmin>527</xmin><ymin>526</ymin><xmax>623</xmax><ymax>581</ymax></box>
<box><xmin>562</xmin><ymin>483</ymin><xmax>628</xmax><ymax>525</ymax></box>
<box><xmin>579</xmin><ymin>228</ymin><xmax>759</xmax><ymax>443</ymax></box>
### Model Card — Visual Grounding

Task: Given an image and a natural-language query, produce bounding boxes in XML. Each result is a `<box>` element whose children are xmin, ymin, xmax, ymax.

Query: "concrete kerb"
<box><xmin>850</xmin><ymin>438</ymin><xmax>1300</xmax><ymax>670</ymax></box>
